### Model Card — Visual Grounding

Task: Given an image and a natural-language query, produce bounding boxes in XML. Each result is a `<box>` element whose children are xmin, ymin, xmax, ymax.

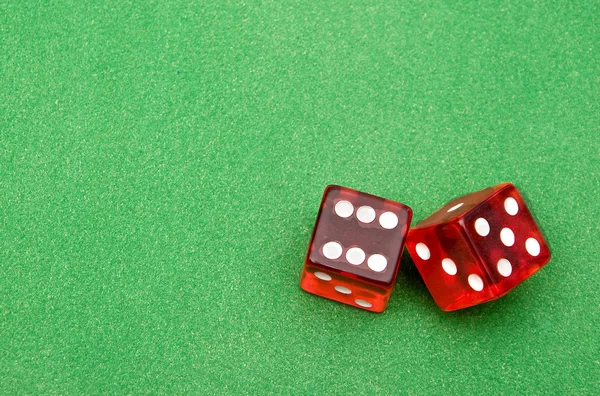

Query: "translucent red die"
<box><xmin>406</xmin><ymin>183</ymin><xmax>551</xmax><ymax>311</ymax></box>
<box><xmin>300</xmin><ymin>185</ymin><xmax>412</xmax><ymax>312</ymax></box>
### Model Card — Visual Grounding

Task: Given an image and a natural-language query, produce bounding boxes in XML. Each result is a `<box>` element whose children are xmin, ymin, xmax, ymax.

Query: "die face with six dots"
<box><xmin>405</xmin><ymin>183</ymin><xmax>551</xmax><ymax>311</ymax></box>
<box><xmin>300</xmin><ymin>185</ymin><xmax>413</xmax><ymax>312</ymax></box>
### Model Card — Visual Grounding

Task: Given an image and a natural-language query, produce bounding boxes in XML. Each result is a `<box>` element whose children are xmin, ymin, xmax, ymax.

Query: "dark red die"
<box><xmin>300</xmin><ymin>185</ymin><xmax>412</xmax><ymax>312</ymax></box>
<box><xmin>406</xmin><ymin>183</ymin><xmax>551</xmax><ymax>311</ymax></box>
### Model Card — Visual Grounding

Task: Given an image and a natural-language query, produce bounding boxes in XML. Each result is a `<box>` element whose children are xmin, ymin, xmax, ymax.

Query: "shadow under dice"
<box><xmin>406</xmin><ymin>183</ymin><xmax>551</xmax><ymax>311</ymax></box>
<box><xmin>300</xmin><ymin>185</ymin><xmax>412</xmax><ymax>312</ymax></box>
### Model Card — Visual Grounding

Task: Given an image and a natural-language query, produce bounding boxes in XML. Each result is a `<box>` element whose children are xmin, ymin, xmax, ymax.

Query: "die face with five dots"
<box><xmin>405</xmin><ymin>183</ymin><xmax>551</xmax><ymax>311</ymax></box>
<box><xmin>300</xmin><ymin>185</ymin><xmax>412</xmax><ymax>312</ymax></box>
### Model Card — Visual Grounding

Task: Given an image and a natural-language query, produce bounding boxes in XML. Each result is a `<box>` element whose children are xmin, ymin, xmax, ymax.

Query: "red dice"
<box><xmin>300</xmin><ymin>185</ymin><xmax>412</xmax><ymax>312</ymax></box>
<box><xmin>405</xmin><ymin>183</ymin><xmax>551</xmax><ymax>311</ymax></box>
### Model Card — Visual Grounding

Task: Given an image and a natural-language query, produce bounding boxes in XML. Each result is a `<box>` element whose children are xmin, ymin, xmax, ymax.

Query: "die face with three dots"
<box><xmin>405</xmin><ymin>183</ymin><xmax>551</xmax><ymax>311</ymax></box>
<box><xmin>300</xmin><ymin>185</ymin><xmax>413</xmax><ymax>312</ymax></box>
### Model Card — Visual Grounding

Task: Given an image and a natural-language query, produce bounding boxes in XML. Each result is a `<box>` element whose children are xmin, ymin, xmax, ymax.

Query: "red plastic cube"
<box><xmin>300</xmin><ymin>185</ymin><xmax>412</xmax><ymax>312</ymax></box>
<box><xmin>406</xmin><ymin>183</ymin><xmax>551</xmax><ymax>311</ymax></box>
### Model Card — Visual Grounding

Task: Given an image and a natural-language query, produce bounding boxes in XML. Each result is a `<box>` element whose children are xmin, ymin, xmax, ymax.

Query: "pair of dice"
<box><xmin>299</xmin><ymin>183</ymin><xmax>551</xmax><ymax>312</ymax></box>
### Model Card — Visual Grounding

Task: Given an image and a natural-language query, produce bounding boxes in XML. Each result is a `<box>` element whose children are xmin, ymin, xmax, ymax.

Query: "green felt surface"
<box><xmin>1</xmin><ymin>0</ymin><xmax>599</xmax><ymax>394</ymax></box>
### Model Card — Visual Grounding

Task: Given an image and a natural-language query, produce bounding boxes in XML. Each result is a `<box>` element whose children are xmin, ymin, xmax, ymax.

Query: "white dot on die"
<box><xmin>314</xmin><ymin>272</ymin><xmax>332</xmax><ymax>281</ymax></box>
<box><xmin>355</xmin><ymin>299</ymin><xmax>372</xmax><ymax>308</ymax></box>
<box><xmin>468</xmin><ymin>274</ymin><xmax>484</xmax><ymax>291</ymax></box>
<box><xmin>415</xmin><ymin>243</ymin><xmax>431</xmax><ymax>260</ymax></box>
<box><xmin>356</xmin><ymin>206</ymin><xmax>376</xmax><ymax>223</ymax></box>
<box><xmin>497</xmin><ymin>259</ymin><xmax>512</xmax><ymax>277</ymax></box>
<box><xmin>379</xmin><ymin>212</ymin><xmax>399</xmax><ymax>229</ymax></box>
<box><xmin>504</xmin><ymin>197</ymin><xmax>519</xmax><ymax>216</ymax></box>
<box><xmin>474</xmin><ymin>218</ymin><xmax>490</xmax><ymax>236</ymax></box>
<box><xmin>322</xmin><ymin>242</ymin><xmax>343</xmax><ymax>260</ymax></box>
<box><xmin>334</xmin><ymin>286</ymin><xmax>352</xmax><ymax>294</ymax></box>
<box><xmin>448</xmin><ymin>203</ymin><xmax>464</xmax><ymax>212</ymax></box>
<box><xmin>441</xmin><ymin>258</ymin><xmax>457</xmax><ymax>275</ymax></box>
<box><xmin>367</xmin><ymin>254</ymin><xmax>388</xmax><ymax>272</ymax></box>
<box><xmin>500</xmin><ymin>228</ymin><xmax>515</xmax><ymax>247</ymax></box>
<box><xmin>335</xmin><ymin>200</ymin><xmax>354</xmax><ymax>218</ymax></box>
<box><xmin>346</xmin><ymin>247</ymin><xmax>366</xmax><ymax>265</ymax></box>
<box><xmin>526</xmin><ymin>238</ymin><xmax>541</xmax><ymax>256</ymax></box>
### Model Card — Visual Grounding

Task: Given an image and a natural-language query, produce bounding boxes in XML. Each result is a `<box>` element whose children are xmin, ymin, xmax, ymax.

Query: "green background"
<box><xmin>1</xmin><ymin>0</ymin><xmax>599</xmax><ymax>394</ymax></box>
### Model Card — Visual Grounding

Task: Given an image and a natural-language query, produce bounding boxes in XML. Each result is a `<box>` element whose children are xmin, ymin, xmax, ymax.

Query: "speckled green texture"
<box><xmin>1</xmin><ymin>0</ymin><xmax>599</xmax><ymax>394</ymax></box>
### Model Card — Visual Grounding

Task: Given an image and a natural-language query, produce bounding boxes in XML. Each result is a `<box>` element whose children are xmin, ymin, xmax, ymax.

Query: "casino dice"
<box><xmin>405</xmin><ymin>183</ymin><xmax>551</xmax><ymax>311</ymax></box>
<box><xmin>300</xmin><ymin>185</ymin><xmax>412</xmax><ymax>312</ymax></box>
